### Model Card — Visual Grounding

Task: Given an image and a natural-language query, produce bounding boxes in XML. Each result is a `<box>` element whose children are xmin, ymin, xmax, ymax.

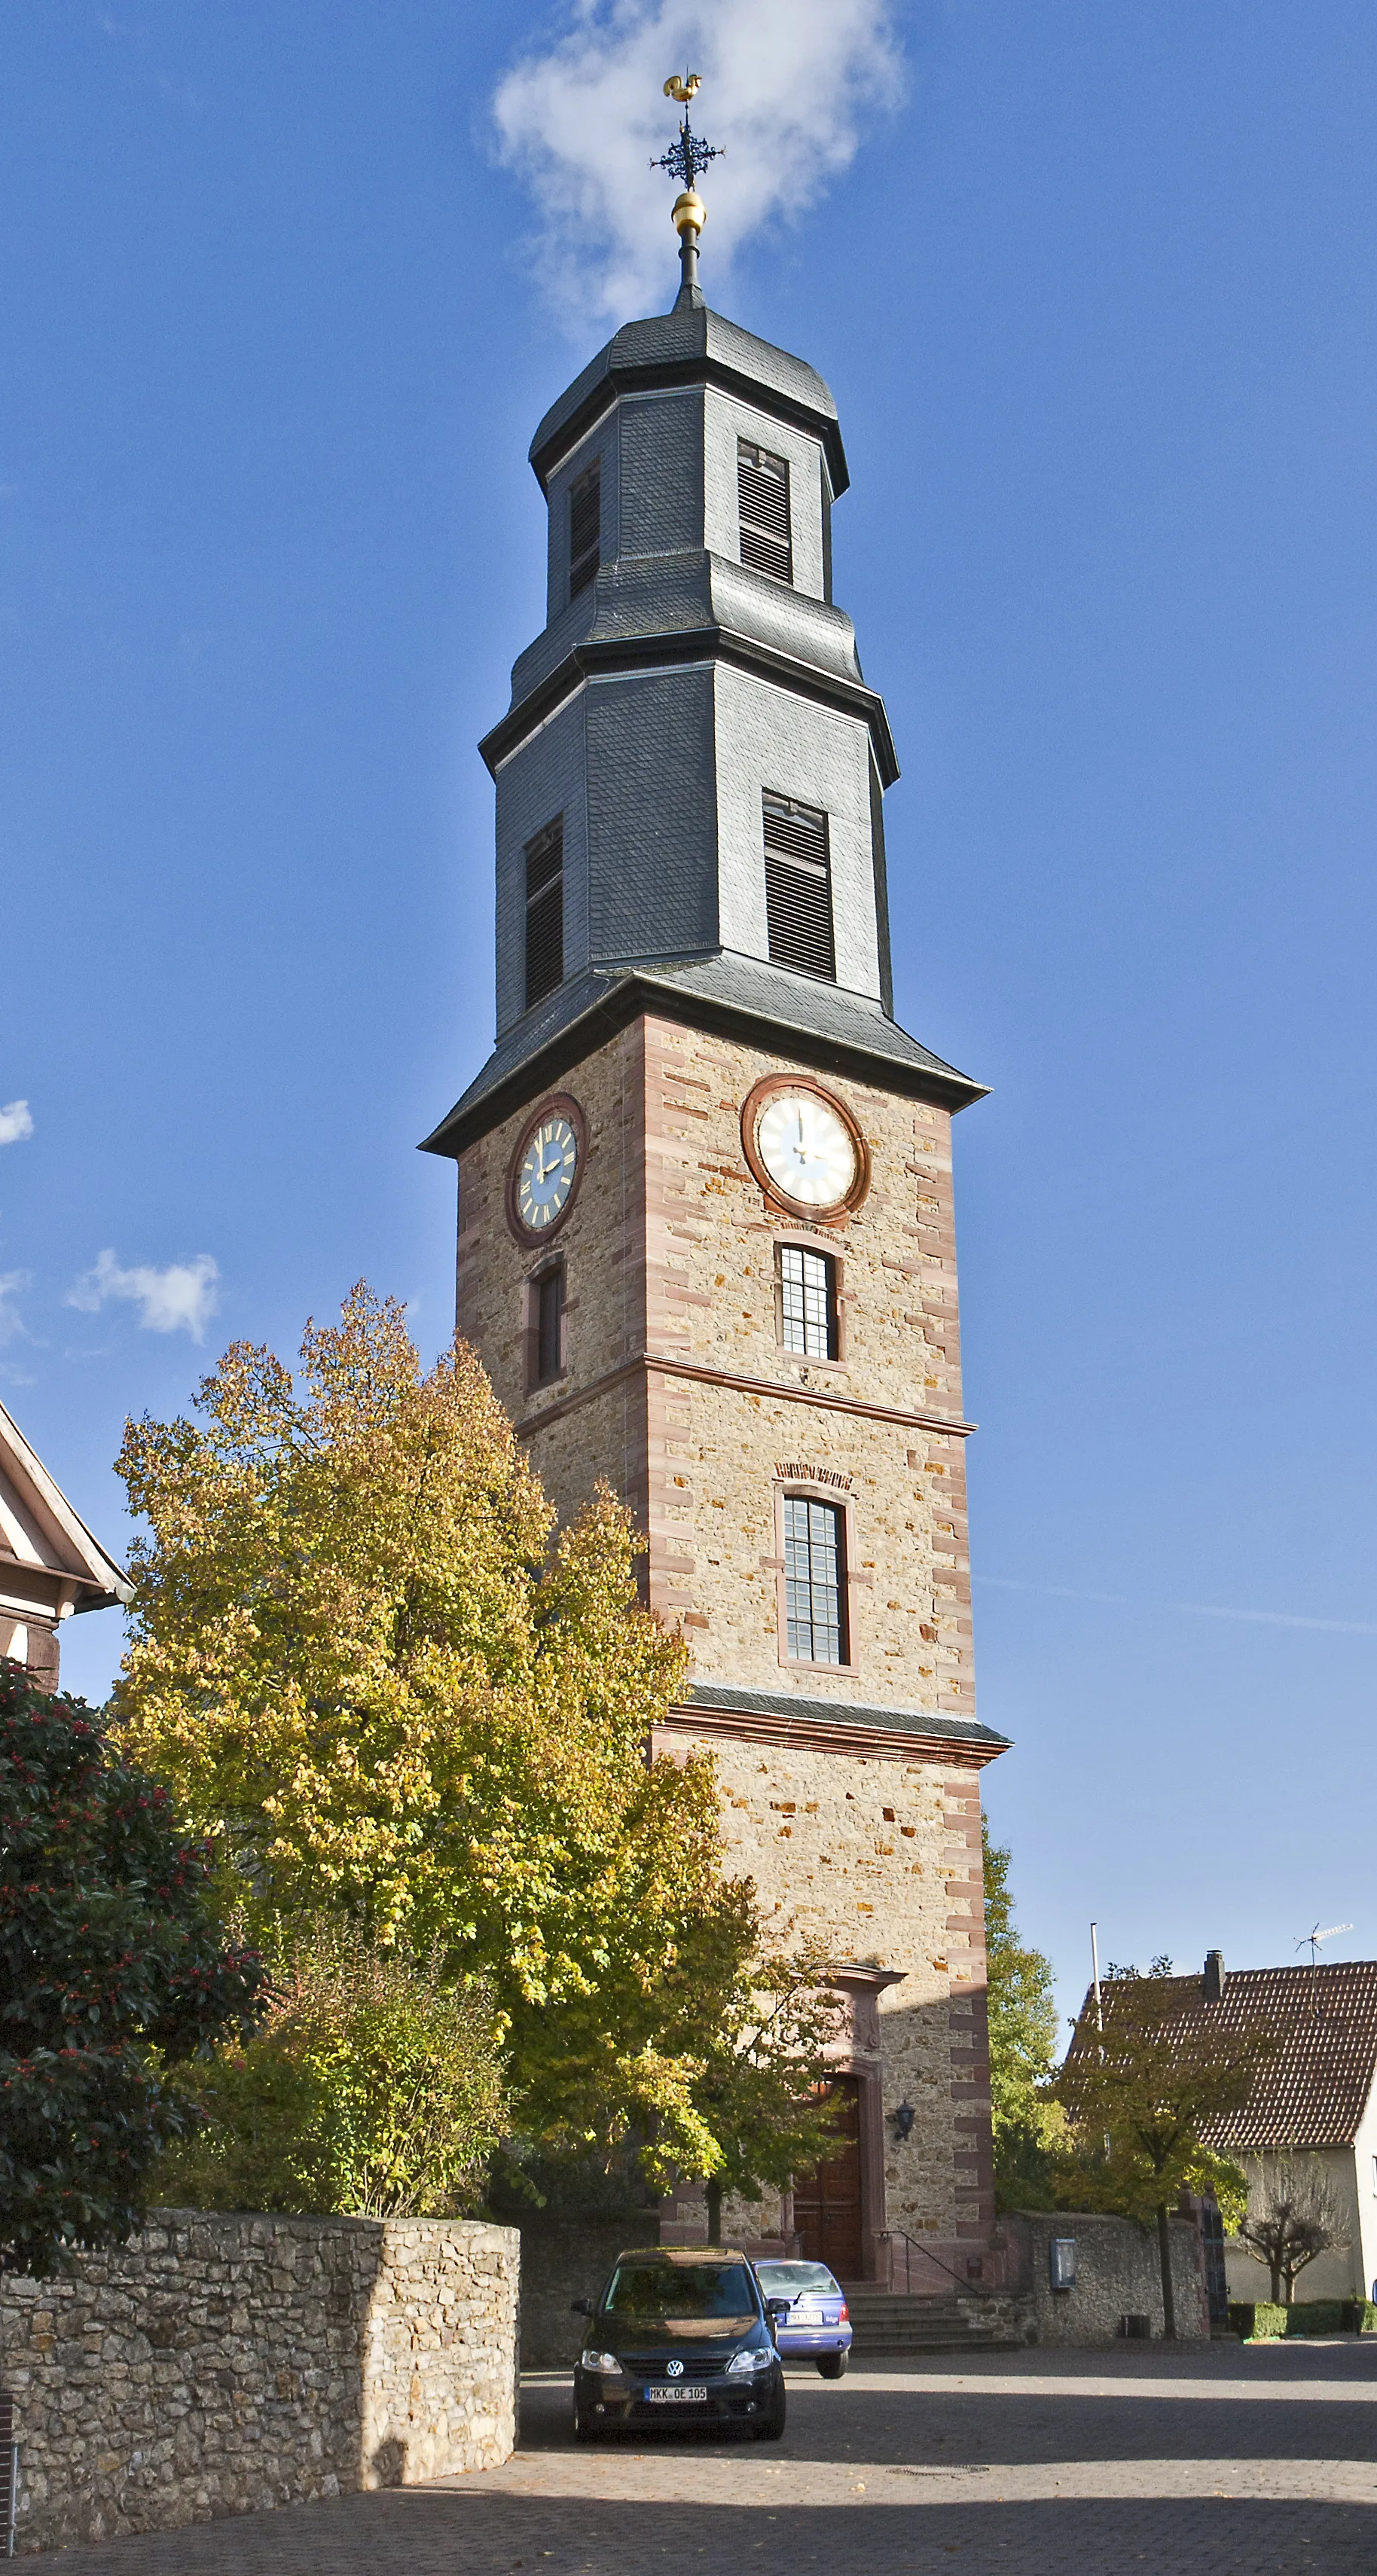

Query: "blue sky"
<box><xmin>4</xmin><ymin>3</ymin><xmax>1375</xmax><ymax>2032</ymax></box>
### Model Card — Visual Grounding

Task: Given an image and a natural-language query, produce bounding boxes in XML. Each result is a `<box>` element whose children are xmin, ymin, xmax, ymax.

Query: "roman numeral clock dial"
<box><xmin>743</xmin><ymin>1079</ymin><xmax>869</xmax><ymax>1220</ymax></box>
<box><xmin>515</xmin><ymin>1114</ymin><xmax>578</xmax><ymax>1232</ymax></box>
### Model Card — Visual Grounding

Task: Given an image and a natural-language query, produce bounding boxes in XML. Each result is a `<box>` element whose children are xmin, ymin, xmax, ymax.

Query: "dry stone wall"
<box><xmin>0</xmin><ymin>2211</ymin><xmax>518</xmax><ymax>2556</ymax></box>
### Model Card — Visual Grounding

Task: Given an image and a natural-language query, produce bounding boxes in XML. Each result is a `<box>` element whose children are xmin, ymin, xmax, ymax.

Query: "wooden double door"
<box><xmin>792</xmin><ymin>2076</ymin><xmax>863</xmax><ymax>2281</ymax></box>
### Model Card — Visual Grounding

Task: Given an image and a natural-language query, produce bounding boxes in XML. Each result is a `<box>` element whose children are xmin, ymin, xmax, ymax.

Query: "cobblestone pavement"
<box><xmin>43</xmin><ymin>2342</ymin><xmax>1377</xmax><ymax>2574</ymax></box>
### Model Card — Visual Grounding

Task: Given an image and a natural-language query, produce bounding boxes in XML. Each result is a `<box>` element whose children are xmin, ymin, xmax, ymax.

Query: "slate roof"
<box><xmin>1073</xmin><ymin>1961</ymin><xmax>1377</xmax><ymax>2151</ymax></box>
<box><xmin>420</xmin><ymin>952</ymin><xmax>986</xmax><ymax>1158</ymax></box>
<box><xmin>528</xmin><ymin>304</ymin><xmax>847</xmax><ymax>495</ymax></box>
<box><xmin>679</xmin><ymin>1682</ymin><xmax>1009</xmax><ymax>1753</ymax></box>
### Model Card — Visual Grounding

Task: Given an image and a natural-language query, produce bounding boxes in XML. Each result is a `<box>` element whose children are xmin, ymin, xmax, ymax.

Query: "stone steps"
<box><xmin>839</xmin><ymin>2288</ymin><xmax>1012</xmax><ymax>2355</ymax></box>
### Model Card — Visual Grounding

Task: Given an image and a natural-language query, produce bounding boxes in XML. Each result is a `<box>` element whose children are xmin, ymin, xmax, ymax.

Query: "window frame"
<box><xmin>525</xmin><ymin>1256</ymin><xmax>567</xmax><ymax>1393</ymax></box>
<box><xmin>774</xmin><ymin>1481</ymin><xmax>859</xmax><ymax>1674</ymax></box>
<box><xmin>774</xmin><ymin>1238</ymin><xmax>844</xmax><ymax>1365</ymax></box>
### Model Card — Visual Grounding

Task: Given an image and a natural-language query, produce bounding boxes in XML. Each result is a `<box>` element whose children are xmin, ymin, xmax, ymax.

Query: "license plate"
<box><xmin>645</xmin><ymin>2385</ymin><xmax>707</xmax><ymax>2404</ymax></box>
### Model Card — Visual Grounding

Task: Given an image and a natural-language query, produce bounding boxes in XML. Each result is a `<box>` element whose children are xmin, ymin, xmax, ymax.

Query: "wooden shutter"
<box><xmin>524</xmin><ymin>818</ymin><xmax>564</xmax><ymax>1009</ymax></box>
<box><xmin>738</xmin><ymin>439</ymin><xmax>792</xmax><ymax>584</ymax></box>
<box><xmin>569</xmin><ymin>461</ymin><xmax>601</xmax><ymax>599</ymax></box>
<box><xmin>763</xmin><ymin>793</ymin><xmax>835</xmax><ymax>980</ymax></box>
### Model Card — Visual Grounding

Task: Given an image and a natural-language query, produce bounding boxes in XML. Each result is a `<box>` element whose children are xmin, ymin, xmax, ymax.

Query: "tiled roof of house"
<box><xmin>1074</xmin><ymin>1961</ymin><xmax>1377</xmax><ymax>2151</ymax></box>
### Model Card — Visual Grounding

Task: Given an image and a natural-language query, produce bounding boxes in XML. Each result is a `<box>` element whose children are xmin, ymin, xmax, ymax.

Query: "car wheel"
<box><xmin>751</xmin><ymin>2388</ymin><xmax>787</xmax><ymax>2441</ymax></box>
<box><xmin>817</xmin><ymin>2352</ymin><xmax>848</xmax><ymax>2379</ymax></box>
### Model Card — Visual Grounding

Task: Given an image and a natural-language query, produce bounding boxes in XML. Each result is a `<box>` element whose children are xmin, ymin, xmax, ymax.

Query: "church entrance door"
<box><xmin>793</xmin><ymin>2077</ymin><xmax>863</xmax><ymax>2281</ymax></box>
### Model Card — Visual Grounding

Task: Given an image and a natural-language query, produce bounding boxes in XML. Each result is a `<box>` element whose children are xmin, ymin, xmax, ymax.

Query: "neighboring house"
<box><xmin>0</xmin><ymin>1398</ymin><xmax>131</xmax><ymax>1689</ymax></box>
<box><xmin>1078</xmin><ymin>1953</ymin><xmax>1377</xmax><ymax>2304</ymax></box>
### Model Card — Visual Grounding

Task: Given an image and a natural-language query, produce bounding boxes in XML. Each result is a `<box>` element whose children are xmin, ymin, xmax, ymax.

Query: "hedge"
<box><xmin>1229</xmin><ymin>2298</ymin><xmax>1377</xmax><ymax>2338</ymax></box>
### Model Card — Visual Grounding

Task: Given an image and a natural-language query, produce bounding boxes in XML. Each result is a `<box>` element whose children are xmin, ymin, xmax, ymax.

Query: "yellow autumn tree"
<box><xmin>114</xmin><ymin>1284</ymin><xmax>838</xmax><ymax>2196</ymax></box>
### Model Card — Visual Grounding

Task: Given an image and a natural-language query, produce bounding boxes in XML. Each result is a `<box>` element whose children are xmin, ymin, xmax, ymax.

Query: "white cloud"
<box><xmin>493</xmin><ymin>0</ymin><xmax>902</xmax><ymax>323</ymax></box>
<box><xmin>0</xmin><ymin>1101</ymin><xmax>34</xmax><ymax>1146</ymax></box>
<box><xmin>66</xmin><ymin>1248</ymin><xmax>220</xmax><ymax>1341</ymax></box>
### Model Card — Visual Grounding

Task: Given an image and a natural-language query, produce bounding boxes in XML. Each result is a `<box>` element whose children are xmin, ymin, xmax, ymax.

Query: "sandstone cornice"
<box><xmin>515</xmin><ymin>1348</ymin><xmax>976</xmax><ymax>1444</ymax></box>
<box><xmin>658</xmin><ymin>1689</ymin><xmax>1008</xmax><ymax>1769</ymax></box>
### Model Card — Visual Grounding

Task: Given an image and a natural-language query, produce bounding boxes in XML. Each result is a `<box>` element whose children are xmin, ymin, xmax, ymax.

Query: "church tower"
<box><xmin>424</xmin><ymin>114</ymin><xmax>1008</xmax><ymax>2287</ymax></box>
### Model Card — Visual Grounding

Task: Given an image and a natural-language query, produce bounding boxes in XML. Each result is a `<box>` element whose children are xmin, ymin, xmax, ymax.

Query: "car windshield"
<box><xmin>604</xmin><ymin>2262</ymin><xmax>757</xmax><ymax>2318</ymax></box>
<box><xmin>756</xmin><ymin>2263</ymin><xmax>838</xmax><ymax>2297</ymax></box>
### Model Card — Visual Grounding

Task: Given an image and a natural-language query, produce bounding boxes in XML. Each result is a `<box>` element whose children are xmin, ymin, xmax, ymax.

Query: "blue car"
<box><xmin>754</xmin><ymin>2260</ymin><xmax>852</xmax><ymax>2376</ymax></box>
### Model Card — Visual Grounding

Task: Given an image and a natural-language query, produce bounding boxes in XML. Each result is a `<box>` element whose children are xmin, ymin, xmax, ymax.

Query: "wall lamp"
<box><xmin>891</xmin><ymin>2101</ymin><xmax>916</xmax><ymax>2141</ymax></box>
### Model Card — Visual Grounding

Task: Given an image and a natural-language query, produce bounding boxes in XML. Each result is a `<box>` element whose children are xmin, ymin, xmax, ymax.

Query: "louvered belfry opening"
<box><xmin>737</xmin><ymin>438</ymin><xmax>792</xmax><ymax>584</ymax></box>
<box><xmin>762</xmin><ymin>792</ymin><xmax>835</xmax><ymax>981</ymax></box>
<box><xmin>569</xmin><ymin>460</ymin><xmax>601</xmax><ymax>599</ymax></box>
<box><xmin>524</xmin><ymin>816</ymin><xmax>564</xmax><ymax>1009</ymax></box>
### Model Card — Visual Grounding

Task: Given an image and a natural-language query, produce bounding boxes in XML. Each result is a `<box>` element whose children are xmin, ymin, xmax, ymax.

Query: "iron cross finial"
<box><xmin>654</xmin><ymin>71</ymin><xmax>721</xmax><ymax>197</ymax></box>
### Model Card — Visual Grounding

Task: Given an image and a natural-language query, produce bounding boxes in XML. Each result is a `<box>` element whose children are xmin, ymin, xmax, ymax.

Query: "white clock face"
<box><xmin>756</xmin><ymin>1091</ymin><xmax>858</xmax><ymax>1209</ymax></box>
<box><xmin>517</xmin><ymin>1114</ymin><xmax>578</xmax><ymax>1231</ymax></box>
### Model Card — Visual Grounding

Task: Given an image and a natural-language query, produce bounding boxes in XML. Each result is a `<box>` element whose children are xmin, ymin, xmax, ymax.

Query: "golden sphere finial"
<box><xmin>671</xmin><ymin>189</ymin><xmax>706</xmax><ymax>237</ymax></box>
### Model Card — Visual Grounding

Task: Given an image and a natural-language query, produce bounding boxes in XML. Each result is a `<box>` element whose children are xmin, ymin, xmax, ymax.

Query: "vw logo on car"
<box><xmin>667</xmin><ymin>2358</ymin><xmax>684</xmax><ymax>2377</ymax></box>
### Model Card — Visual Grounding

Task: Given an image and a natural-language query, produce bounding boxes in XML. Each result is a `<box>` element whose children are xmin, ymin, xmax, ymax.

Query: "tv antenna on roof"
<box><xmin>1296</xmin><ymin>1921</ymin><xmax>1353</xmax><ymax>1970</ymax></box>
<box><xmin>1296</xmin><ymin>1921</ymin><xmax>1353</xmax><ymax>2017</ymax></box>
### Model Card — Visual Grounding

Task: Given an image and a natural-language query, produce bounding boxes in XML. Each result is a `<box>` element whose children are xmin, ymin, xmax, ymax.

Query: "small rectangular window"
<box><xmin>738</xmin><ymin>439</ymin><xmax>792</xmax><ymax>584</ymax></box>
<box><xmin>779</xmin><ymin>1245</ymin><xmax>837</xmax><ymax>1358</ymax></box>
<box><xmin>762</xmin><ymin>793</ymin><xmax>835</xmax><ymax>981</ymax></box>
<box><xmin>569</xmin><ymin>460</ymin><xmax>601</xmax><ymax>599</ymax></box>
<box><xmin>783</xmin><ymin>1495</ymin><xmax>847</xmax><ymax>1665</ymax></box>
<box><xmin>524</xmin><ymin>817</ymin><xmax>563</xmax><ymax>1009</ymax></box>
<box><xmin>533</xmin><ymin>1263</ymin><xmax>564</xmax><ymax>1386</ymax></box>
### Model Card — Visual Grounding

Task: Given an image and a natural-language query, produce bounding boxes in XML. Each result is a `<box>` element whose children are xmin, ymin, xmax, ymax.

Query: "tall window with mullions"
<box><xmin>779</xmin><ymin>1244</ymin><xmax>837</xmax><ymax>1358</ymax></box>
<box><xmin>783</xmin><ymin>1495</ymin><xmax>847</xmax><ymax>1665</ymax></box>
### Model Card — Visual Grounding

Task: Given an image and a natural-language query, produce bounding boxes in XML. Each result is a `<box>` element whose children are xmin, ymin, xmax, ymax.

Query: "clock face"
<box><xmin>516</xmin><ymin>1113</ymin><xmax>579</xmax><ymax>1232</ymax></box>
<box><xmin>756</xmin><ymin>1090</ymin><xmax>859</xmax><ymax>1210</ymax></box>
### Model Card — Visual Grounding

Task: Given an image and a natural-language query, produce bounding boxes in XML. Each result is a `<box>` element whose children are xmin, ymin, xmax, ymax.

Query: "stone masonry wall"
<box><xmin>672</xmin><ymin>1733</ymin><xmax>991</xmax><ymax>2247</ymax></box>
<box><xmin>0</xmin><ymin>2211</ymin><xmax>519</xmax><ymax>2556</ymax></box>
<box><xmin>453</xmin><ymin>1012</ymin><xmax>996</xmax><ymax>2260</ymax></box>
<box><xmin>1003</xmin><ymin>2211</ymin><xmax>1210</xmax><ymax>2346</ymax></box>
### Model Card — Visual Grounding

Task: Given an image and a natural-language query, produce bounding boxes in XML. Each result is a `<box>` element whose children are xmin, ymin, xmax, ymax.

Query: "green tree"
<box><xmin>0</xmin><ymin>1665</ymin><xmax>266</xmax><ymax>2277</ymax></box>
<box><xmin>982</xmin><ymin>1821</ymin><xmax>1061</xmax><ymax>2210</ymax></box>
<box><xmin>113</xmin><ymin>1283</ymin><xmax>835</xmax><ymax>2206</ymax></box>
<box><xmin>1054</xmin><ymin>1973</ymin><xmax>1256</xmax><ymax>2335</ymax></box>
<box><xmin>687</xmin><ymin>1953</ymin><xmax>844</xmax><ymax>2243</ymax></box>
<box><xmin>154</xmin><ymin>1918</ymin><xmax>505</xmax><ymax>2216</ymax></box>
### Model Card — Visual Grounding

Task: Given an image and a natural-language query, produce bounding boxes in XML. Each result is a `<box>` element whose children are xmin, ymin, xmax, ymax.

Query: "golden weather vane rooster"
<box><xmin>654</xmin><ymin>69</ymin><xmax>720</xmax><ymax>292</ymax></box>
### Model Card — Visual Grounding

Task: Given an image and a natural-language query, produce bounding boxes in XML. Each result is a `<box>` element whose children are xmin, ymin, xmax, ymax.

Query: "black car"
<box><xmin>572</xmin><ymin>2246</ymin><xmax>789</xmax><ymax>2440</ymax></box>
